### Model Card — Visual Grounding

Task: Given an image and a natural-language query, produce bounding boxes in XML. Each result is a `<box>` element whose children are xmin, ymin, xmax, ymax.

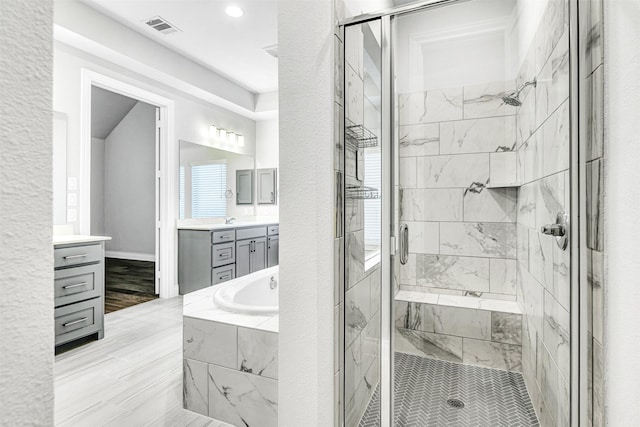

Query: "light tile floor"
<box><xmin>55</xmin><ymin>297</ymin><xmax>232</xmax><ymax>426</ymax></box>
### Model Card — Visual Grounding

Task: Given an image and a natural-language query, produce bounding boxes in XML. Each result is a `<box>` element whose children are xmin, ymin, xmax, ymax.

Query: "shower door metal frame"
<box><xmin>338</xmin><ymin>0</ymin><xmax>588</xmax><ymax>425</ymax></box>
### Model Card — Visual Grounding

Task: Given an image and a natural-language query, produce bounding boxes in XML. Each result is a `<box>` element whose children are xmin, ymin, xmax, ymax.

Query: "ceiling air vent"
<box><xmin>145</xmin><ymin>16</ymin><xmax>181</xmax><ymax>35</ymax></box>
<box><xmin>263</xmin><ymin>44</ymin><xmax>278</xmax><ymax>59</ymax></box>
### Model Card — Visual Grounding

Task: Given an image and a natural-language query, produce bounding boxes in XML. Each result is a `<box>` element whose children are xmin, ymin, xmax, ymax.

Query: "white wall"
<box><xmin>603</xmin><ymin>0</ymin><xmax>640</xmax><ymax>423</ymax></box>
<box><xmin>91</xmin><ymin>137</ymin><xmax>105</xmax><ymax>235</ymax></box>
<box><xmin>53</xmin><ymin>42</ymin><xmax>257</xmax><ymax>233</ymax></box>
<box><xmin>278</xmin><ymin>0</ymin><xmax>334</xmax><ymax>425</ymax></box>
<box><xmin>256</xmin><ymin>118</ymin><xmax>280</xmax><ymax>217</ymax></box>
<box><xmin>0</xmin><ymin>0</ymin><xmax>54</xmax><ymax>424</ymax></box>
<box><xmin>104</xmin><ymin>102</ymin><xmax>156</xmax><ymax>255</ymax></box>
<box><xmin>394</xmin><ymin>0</ymin><xmax>516</xmax><ymax>93</ymax></box>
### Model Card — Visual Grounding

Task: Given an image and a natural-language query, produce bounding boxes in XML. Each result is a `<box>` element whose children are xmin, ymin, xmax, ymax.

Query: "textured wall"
<box><xmin>0</xmin><ymin>0</ymin><xmax>55</xmax><ymax>424</ymax></box>
<box><xmin>278</xmin><ymin>0</ymin><xmax>335</xmax><ymax>426</ymax></box>
<box><xmin>603</xmin><ymin>0</ymin><xmax>640</xmax><ymax>424</ymax></box>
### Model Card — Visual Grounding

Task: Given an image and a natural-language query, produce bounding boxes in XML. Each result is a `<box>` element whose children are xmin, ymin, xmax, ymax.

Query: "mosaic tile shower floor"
<box><xmin>358</xmin><ymin>352</ymin><xmax>539</xmax><ymax>427</ymax></box>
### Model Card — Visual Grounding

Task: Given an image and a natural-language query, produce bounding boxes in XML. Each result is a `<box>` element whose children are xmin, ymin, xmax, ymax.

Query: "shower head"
<box><xmin>501</xmin><ymin>78</ymin><xmax>537</xmax><ymax>107</ymax></box>
<box><xmin>501</xmin><ymin>95</ymin><xmax>523</xmax><ymax>107</ymax></box>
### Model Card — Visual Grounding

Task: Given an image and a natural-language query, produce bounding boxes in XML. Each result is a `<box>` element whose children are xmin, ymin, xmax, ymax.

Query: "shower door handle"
<box><xmin>399</xmin><ymin>224</ymin><xmax>409</xmax><ymax>265</ymax></box>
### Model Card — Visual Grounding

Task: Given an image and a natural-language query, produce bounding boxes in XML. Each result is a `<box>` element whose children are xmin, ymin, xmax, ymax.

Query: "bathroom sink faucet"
<box><xmin>225</xmin><ymin>217</ymin><xmax>236</xmax><ymax>224</ymax></box>
<box><xmin>269</xmin><ymin>276</ymin><xmax>278</xmax><ymax>290</ymax></box>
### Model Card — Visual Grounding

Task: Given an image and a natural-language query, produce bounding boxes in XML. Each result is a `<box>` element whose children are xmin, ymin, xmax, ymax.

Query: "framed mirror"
<box><xmin>179</xmin><ymin>141</ymin><xmax>254</xmax><ymax>218</ymax></box>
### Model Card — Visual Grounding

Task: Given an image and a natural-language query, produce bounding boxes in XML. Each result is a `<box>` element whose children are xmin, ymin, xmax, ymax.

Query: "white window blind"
<box><xmin>191</xmin><ymin>162</ymin><xmax>227</xmax><ymax>218</ymax></box>
<box><xmin>364</xmin><ymin>150</ymin><xmax>381</xmax><ymax>247</ymax></box>
<box><xmin>179</xmin><ymin>166</ymin><xmax>185</xmax><ymax>220</ymax></box>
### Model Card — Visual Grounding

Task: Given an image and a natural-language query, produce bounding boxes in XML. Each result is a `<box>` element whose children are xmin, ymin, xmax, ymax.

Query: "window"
<box><xmin>364</xmin><ymin>149</ymin><xmax>381</xmax><ymax>249</ymax></box>
<box><xmin>191</xmin><ymin>162</ymin><xmax>227</xmax><ymax>218</ymax></box>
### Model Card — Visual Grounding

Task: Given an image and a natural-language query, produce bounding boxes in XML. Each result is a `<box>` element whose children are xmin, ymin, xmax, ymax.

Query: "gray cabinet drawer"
<box><xmin>54</xmin><ymin>298</ymin><xmax>103</xmax><ymax>346</ymax></box>
<box><xmin>212</xmin><ymin>241</ymin><xmax>235</xmax><ymax>268</ymax></box>
<box><xmin>212</xmin><ymin>265</ymin><xmax>235</xmax><ymax>285</ymax></box>
<box><xmin>54</xmin><ymin>244</ymin><xmax>102</xmax><ymax>268</ymax></box>
<box><xmin>236</xmin><ymin>226</ymin><xmax>267</xmax><ymax>241</ymax></box>
<box><xmin>268</xmin><ymin>225</ymin><xmax>279</xmax><ymax>235</ymax></box>
<box><xmin>54</xmin><ymin>264</ymin><xmax>103</xmax><ymax>307</ymax></box>
<box><xmin>212</xmin><ymin>230</ymin><xmax>235</xmax><ymax>244</ymax></box>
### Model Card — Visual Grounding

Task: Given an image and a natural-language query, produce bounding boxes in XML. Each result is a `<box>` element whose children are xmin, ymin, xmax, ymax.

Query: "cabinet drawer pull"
<box><xmin>63</xmin><ymin>317</ymin><xmax>88</xmax><ymax>327</ymax></box>
<box><xmin>219</xmin><ymin>274</ymin><xmax>230</xmax><ymax>280</ymax></box>
<box><xmin>219</xmin><ymin>252</ymin><xmax>230</xmax><ymax>258</ymax></box>
<box><xmin>63</xmin><ymin>282</ymin><xmax>88</xmax><ymax>289</ymax></box>
<box><xmin>63</xmin><ymin>253</ymin><xmax>89</xmax><ymax>260</ymax></box>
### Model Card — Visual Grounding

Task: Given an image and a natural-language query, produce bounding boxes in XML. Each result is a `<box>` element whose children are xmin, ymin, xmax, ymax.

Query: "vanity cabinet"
<box><xmin>178</xmin><ymin>223</ymin><xmax>279</xmax><ymax>293</ymax></box>
<box><xmin>53</xmin><ymin>241</ymin><xmax>105</xmax><ymax>347</ymax></box>
<box><xmin>267</xmin><ymin>225</ymin><xmax>279</xmax><ymax>268</ymax></box>
<box><xmin>179</xmin><ymin>229</ymin><xmax>236</xmax><ymax>295</ymax></box>
<box><xmin>235</xmin><ymin>226</ymin><xmax>267</xmax><ymax>278</ymax></box>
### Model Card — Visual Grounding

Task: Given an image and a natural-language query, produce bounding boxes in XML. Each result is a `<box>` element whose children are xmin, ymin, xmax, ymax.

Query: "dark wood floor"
<box><xmin>105</xmin><ymin>258</ymin><xmax>158</xmax><ymax>313</ymax></box>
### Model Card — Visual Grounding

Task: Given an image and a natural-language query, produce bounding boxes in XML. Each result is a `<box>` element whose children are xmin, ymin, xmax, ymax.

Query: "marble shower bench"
<box><xmin>182</xmin><ymin>286</ymin><xmax>278</xmax><ymax>426</ymax></box>
<box><xmin>394</xmin><ymin>290</ymin><xmax>522</xmax><ymax>372</ymax></box>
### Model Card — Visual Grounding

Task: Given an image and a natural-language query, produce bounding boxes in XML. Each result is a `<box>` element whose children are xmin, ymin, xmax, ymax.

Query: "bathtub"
<box><xmin>213</xmin><ymin>266</ymin><xmax>279</xmax><ymax>314</ymax></box>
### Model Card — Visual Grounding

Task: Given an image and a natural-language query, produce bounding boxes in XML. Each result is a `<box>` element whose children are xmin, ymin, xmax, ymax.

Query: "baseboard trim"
<box><xmin>105</xmin><ymin>251</ymin><xmax>156</xmax><ymax>262</ymax></box>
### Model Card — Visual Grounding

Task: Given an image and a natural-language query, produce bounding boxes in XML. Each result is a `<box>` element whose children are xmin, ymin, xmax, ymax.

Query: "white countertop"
<box><xmin>177</xmin><ymin>221</ymin><xmax>278</xmax><ymax>231</ymax></box>
<box><xmin>53</xmin><ymin>235</ymin><xmax>112</xmax><ymax>246</ymax></box>
<box><xmin>183</xmin><ymin>285</ymin><xmax>278</xmax><ymax>333</ymax></box>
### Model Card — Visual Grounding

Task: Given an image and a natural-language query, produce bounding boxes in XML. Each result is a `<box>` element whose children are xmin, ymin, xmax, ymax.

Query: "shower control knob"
<box><xmin>541</xmin><ymin>211</ymin><xmax>569</xmax><ymax>250</ymax></box>
<box><xmin>541</xmin><ymin>224</ymin><xmax>565</xmax><ymax>237</ymax></box>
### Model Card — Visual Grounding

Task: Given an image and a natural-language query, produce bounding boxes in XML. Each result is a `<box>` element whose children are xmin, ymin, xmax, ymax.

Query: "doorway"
<box><xmin>90</xmin><ymin>86</ymin><xmax>158</xmax><ymax>312</ymax></box>
<box><xmin>81</xmin><ymin>69</ymin><xmax>178</xmax><ymax>301</ymax></box>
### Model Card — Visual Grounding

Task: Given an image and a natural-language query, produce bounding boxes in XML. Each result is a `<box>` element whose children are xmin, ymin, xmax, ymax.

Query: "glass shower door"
<box><xmin>391</xmin><ymin>1</ymin><xmax>572</xmax><ymax>426</ymax></box>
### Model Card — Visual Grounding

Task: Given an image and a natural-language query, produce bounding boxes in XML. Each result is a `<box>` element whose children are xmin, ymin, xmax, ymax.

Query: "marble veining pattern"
<box><xmin>184</xmin><ymin>358</ymin><xmax>209</xmax><ymax>416</ymax></box>
<box><xmin>237</xmin><ymin>328</ymin><xmax>278</xmax><ymax>380</ymax></box>
<box><xmin>399</xmin><ymin>123</ymin><xmax>439</xmax><ymax>157</ymax></box>
<box><xmin>398</xmin><ymin>88</ymin><xmax>463</xmax><ymax>125</ymax></box>
<box><xmin>207</xmin><ymin>364</ymin><xmax>278</xmax><ymax>427</ymax></box>
<box><xmin>440</xmin><ymin>222</ymin><xmax>517</xmax><ymax>259</ymax></box>
<box><xmin>416</xmin><ymin>254</ymin><xmax>490</xmax><ymax>293</ymax></box>
<box><xmin>440</xmin><ymin>116</ymin><xmax>516</xmax><ymax>154</ymax></box>
<box><xmin>417</xmin><ymin>154</ymin><xmax>490</xmax><ymax>188</ymax></box>
<box><xmin>463</xmin><ymin>81</ymin><xmax>515</xmax><ymax>119</ymax></box>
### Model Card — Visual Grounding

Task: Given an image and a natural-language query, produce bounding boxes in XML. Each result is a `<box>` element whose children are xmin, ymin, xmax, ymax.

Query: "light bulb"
<box><xmin>237</xmin><ymin>135</ymin><xmax>245</xmax><ymax>147</ymax></box>
<box><xmin>225</xmin><ymin>5</ymin><xmax>244</xmax><ymax>17</ymax></box>
<box><xmin>209</xmin><ymin>125</ymin><xmax>218</xmax><ymax>138</ymax></box>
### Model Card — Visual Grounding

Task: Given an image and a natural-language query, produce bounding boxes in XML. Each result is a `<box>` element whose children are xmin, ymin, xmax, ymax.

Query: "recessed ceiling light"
<box><xmin>225</xmin><ymin>5</ymin><xmax>244</xmax><ymax>18</ymax></box>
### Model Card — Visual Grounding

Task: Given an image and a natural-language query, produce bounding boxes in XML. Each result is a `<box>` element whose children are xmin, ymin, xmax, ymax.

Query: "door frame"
<box><xmin>79</xmin><ymin>68</ymin><xmax>178</xmax><ymax>299</ymax></box>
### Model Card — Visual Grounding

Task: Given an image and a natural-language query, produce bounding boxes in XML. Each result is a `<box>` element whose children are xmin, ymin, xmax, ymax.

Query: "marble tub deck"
<box><xmin>183</xmin><ymin>286</ymin><xmax>279</xmax><ymax>427</ymax></box>
<box><xmin>183</xmin><ymin>285</ymin><xmax>278</xmax><ymax>332</ymax></box>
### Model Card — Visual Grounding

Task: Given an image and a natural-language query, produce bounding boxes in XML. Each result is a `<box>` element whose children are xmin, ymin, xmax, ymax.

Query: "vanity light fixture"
<box><xmin>210</xmin><ymin>125</ymin><xmax>244</xmax><ymax>147</ymax></box>
<box><xmin>225</xmin><ymin>5</ymin><xmax>244</xmax><ymax>18</ymax></box>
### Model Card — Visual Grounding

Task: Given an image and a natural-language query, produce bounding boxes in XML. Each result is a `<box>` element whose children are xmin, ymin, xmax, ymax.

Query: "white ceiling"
<box><xmin>81</xmin><ymin>0</ymin><xmax>278</xmax><ymax>94</ymax></box>
<box><xmin>91</xmin><ymin>86</ymin><xmax>139</xmax><ymax>139</ymax></box>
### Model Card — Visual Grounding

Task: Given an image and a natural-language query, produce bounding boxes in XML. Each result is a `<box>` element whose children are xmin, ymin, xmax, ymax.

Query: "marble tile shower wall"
<box><xmin>580</xmin><ymin>0</ymin><xmax>605</xmax><ymax>425</ymax></box>
<box><xmin>397</xmin><ymin>82</ymin><xmax>519</xmax><ymax>301</ymax></box>
<box><xmin>514</xmin><ymin>1</ymin><xmax>572</xmax><ymax>426</ymax></box>
<box><xmin>341</xmin><ymin>22</ymin><xmax>382</xmax><ymax>427</ymax></box>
